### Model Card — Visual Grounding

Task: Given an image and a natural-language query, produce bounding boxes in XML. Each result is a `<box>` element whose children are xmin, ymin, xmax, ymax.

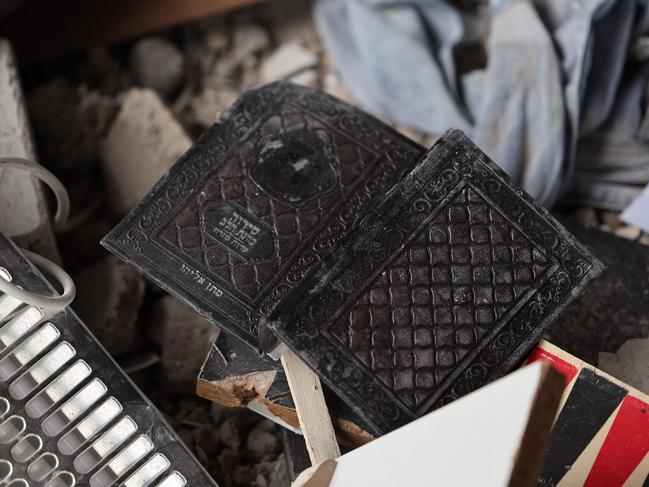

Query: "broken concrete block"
<box><xmin>599</xmin><ymin>338</ymin><xmax>649</xmax><ymax>395</ymax></box>
<box><xmin>261</xmin><ymin>42</ymin><xmax>318</xmax><ymax>82</ymax></box>
<box><xmin>547</xmin><ymin>222</ymin><xmax>649</xmax><ymax>365</ymax></box>
<box><xmin>72</xmin><ymin>254</ymin><xmax>145</xmax><ymax>356</ymax></box>
<box><xmin>130</xmin><ymin>36</ymin><xmax>185</xmax><ymax>98</ymax></box>
<box><xmin>0</xmin><ymin>39</ymin><xmax>59</xmax><ymax>262</ymax></box>
<box><xmin>99</xmin><ymin>88</ymin><xmax>191</xmax><ymax>216</ymax></box>
<box><xmin>149</xmin><ymin>295</ymin><xmax>220</xmax><ymax>394</ymax></box>
<box><xmin>189</xmin><ymin>87</ymin><xmax>239</xmax><ymax>128</ymax></box>
<box><xmin>197</xmin><ymin>332</ymin><xmax>374</xmax><ymax>448</ymax></box>
<box><xmin>288</xmin><ymin>68</ymin><xmax>318</xmax><ymax>87</ymax></box>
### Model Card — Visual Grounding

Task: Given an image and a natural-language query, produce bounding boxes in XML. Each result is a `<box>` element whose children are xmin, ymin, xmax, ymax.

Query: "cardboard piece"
<box><xmin>296</xmin><ymin>362</ymin><xmax>564</xmax><ymax>487</ymax></box>
<box><xmin>530</xmin><ymin>340</ymin><xmax>649</xmax><ymax>487</ymax></box>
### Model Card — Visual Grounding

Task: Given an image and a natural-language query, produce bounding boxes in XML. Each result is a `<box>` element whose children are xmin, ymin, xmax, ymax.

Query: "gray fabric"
<box><xmin>315</xmin><ymin>0</ymin><xmax>649</xmax><ymax>208</ymax></box>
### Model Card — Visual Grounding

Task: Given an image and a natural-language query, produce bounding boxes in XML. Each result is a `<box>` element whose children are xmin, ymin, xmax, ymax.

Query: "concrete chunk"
<box><xmin>99</xmin><ymin>88</ymin><xmax>191</xmax><ymax>216</ymax></box>
<box><xmin>261</xmin><ymin>42</ymin><xmax>318</xmax><ymax>82</ymax></box>
<box><xmin>149</xmin><ymin>296</ymin><xmax>220</xmax><ymax>394</ymax></box>
<box><xmin>0</xmin><ymin>39</ymin><xmax>59</xmax><ymax>261</ymax></box>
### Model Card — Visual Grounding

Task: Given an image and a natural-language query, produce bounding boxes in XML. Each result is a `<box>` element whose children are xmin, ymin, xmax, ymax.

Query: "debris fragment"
<box><xmin>72</xmin><ymin>255</ymin><xmax>145</xmax><ymax>356</ymax></box>
<box><xmin>27</xmin><ymin>78</ymin><xmax>97</xmax><ymax>172</ymax></box>
<box><xmin>261</xmin><ymin>42</ymin><xmax>318</xmax><ymax>82</ymax></box>
<box><xmin>599</xmin><ymin>338</ymin><xmax>649</xmax><ymax>395</ymax></box>
<box><xmin>130</xmin><ymin>36</ymin><xmax>186</xmax><ymax>98</ymax></box>
<box><xmin>149</xmin><ymin>296</ymin><xmax>220</xmax><ymax>394</ymax></box>
<box><xmin>99</xmin><ymin>88</ymin><xmax>191</xmax><ymax>216</ymax></box>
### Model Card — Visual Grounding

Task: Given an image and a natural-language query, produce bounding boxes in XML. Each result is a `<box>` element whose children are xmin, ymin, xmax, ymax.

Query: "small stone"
<box><xmin>190</xmin><ymin>88</ymin><xmax>239</xmax><ymax>128</ymax></box>
<box><xmin>148</xmin><ymin>296</ymin><xmax>220</xmax><ymax>394</ymax></box>
<box><xmin>323</xmin><ymin>72</ymin><xmax>354</xmax><ymax>103</ymax></box>
<box><xmin>262</xmin><ymin>0</ymin><xmax>320</xmax><ymax>47</ymax></box>
<box><xmin>261</xmin><ymin>42</ymin><xmax>318</xmax><ymax>82</ymax></box>
<box><xmin>601</xmin><ymin>211</ymin><xmax>623</xmax><ymax>230</ymax></box>
<box><xmin>205</xmin><ymin>30</ymin><xmax>230</xmax><ymax>53</ymax></box>
<box><xmin>268</xmin><ymin>454</ymin><xmax>290</xmax><ymax>487</ymax></box>
<box><xmin>232</xmin><ymin>23</ymin><xmax>271</xmax><ymax>62</ymax></box>
<box><xmin>100</xmin><ymin>88</ymin><xmax>191</xmax><ymax>216</ymax></box>
<box><xmin>130</xmin><ymin>37</ymin><xmax>185</xmax><ymax>98</ymax></box>
<box><xmin>72</xmin><ymin>255</ymin><xmax>145</xmax><ymax>356</ymax></box>
<box><xmin>571</xmin><ymin>207</ymin><xmax>598</xmax><ymax>228</ymax></box>
<box><xmin>614</xmin><ymin>225</ymin><xmax>641</xmax><ymax>241</ymax></box>
<box><xmin>78</xmin><ymin>89</ymin><xmax>119</xmax><ymax>139</ymax></box>
<box><xmin>218</xmin><ymin>419</ymin><xmax>241</xmax><ymax>450</ymax></box>
<box><xmin>246</xmin><ymin>422</ymin><xmax>279</xmax><ymax>460</ymax></box>
<box><xmin>599</xmin><ymin>337</ymin><xmax>649</xmax><ymax>395</ymax></box>
<box><xmin>289</xmin><ymin>69</ymin><xmax>318</xmax><ymax>87</ymax></box>
<box><xmin>208</xmin><ymin>55</ymin><xmax>241</xmax><ymax>82</ymax></box>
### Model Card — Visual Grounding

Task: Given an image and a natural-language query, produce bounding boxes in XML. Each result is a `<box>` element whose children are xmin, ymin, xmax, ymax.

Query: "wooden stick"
<box><xmin>281</xmin><ymin>350</ymin><xmax>341</xmax><ymax>465</ymax></box>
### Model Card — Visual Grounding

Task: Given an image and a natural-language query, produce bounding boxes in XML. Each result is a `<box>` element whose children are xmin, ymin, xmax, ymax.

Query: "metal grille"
<box><xmin>0</xmin><ymin>233</ymin><xmax>216</xmax><ymax>486</ymax></box>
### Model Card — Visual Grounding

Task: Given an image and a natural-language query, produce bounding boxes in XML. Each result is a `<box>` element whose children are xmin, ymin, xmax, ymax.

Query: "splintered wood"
<box><xmin>281</xmin><ymin>350</ymin><xmax>341</xmax><ymax>465</ymax></box>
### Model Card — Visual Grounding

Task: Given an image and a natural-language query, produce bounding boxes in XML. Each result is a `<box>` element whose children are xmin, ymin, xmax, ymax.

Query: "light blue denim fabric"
<box><xmin>315</xmin><ymin>0</ymin><xmax>649</xmax><ymax>208</ymax></box>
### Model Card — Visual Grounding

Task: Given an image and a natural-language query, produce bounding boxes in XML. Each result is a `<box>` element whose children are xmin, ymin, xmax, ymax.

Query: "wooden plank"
<box><xmin>0</xmin><ymin>39</ymin><xmax>59</xmax><ymax>262</ymax></box>
<box><xmin>196</xmin><ymin>332</ymin><xmax>374</xmax><ymax>448</ymax></box>
<box><xmin>281</xmin><ymin>349</ymin><xmax>341</xmax><ymax>465</ymax></box>
<box><xmin>294</xmin><ymin>362</ymin><xmax>564</xmax><ymax>486</ymax></box>
<box><xmin>0</xmin><ymin>0</ymin><xmax>267</xmax><ymax>65</ymax></box>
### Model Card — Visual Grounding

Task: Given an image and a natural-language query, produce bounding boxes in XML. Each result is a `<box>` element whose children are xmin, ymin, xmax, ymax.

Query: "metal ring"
<box><xmin>0</xmin><ymin>157</ymin><xmax>70</xmax><ymax>231</ymax></box>
<box><xmin>0</xmin><ymin>249</ymin><xmax>75</xmax><ymax>312</ymax></box>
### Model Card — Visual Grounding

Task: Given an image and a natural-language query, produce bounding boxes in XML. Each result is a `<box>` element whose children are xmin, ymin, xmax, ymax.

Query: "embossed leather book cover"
<box><xmin>267</xmin><ymin>129</ymin><xmax>604</xmax><ymax>435</ymax></box>
<box><xmin>102</xmin><ymin>82</ymin><xmax>422</xmax><ymax>351</ymax></box>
